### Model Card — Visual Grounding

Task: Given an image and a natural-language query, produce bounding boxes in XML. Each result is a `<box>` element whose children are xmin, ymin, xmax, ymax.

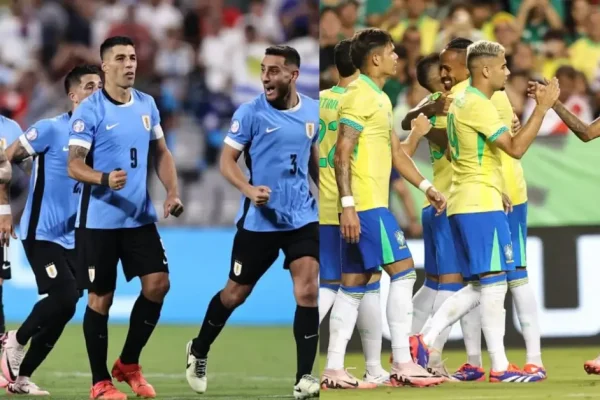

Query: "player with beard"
<box><xmin>185</xmin><ymin>46</ymin><xmax>320</xmax><ymax>400</ymax></box>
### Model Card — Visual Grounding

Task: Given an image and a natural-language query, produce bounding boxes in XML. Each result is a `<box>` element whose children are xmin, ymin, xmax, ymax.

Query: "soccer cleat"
<box><xmin>111</xmin><ymin>358</ymin><xmax>156</xmax><ymax>398</ymax></box>
<box><xmin>523</xmin><ymin>363</ymin><xmax>547</xmax><ymax>379</ymax></box>
<box><xmin>1</xmin><ymin>331</ymin><xmax>25</xmax><ymax>383</ymax></box>
<box><xmin>320</xmin><ymin>368</ymin><xmax>377</xmax><ymax>389</ymax></box>
<box><xmin>89</xmin><ymin>380</ymin><xmax>127</xmax><ymax>400</ymax></box>
<box><xmin>6</xmin><ymin>378</ymin><xmax>50</xmax><ymax>396</ymax></box>
<box><xmin>584</xmin><ymin>359</ymin><xmax>600</xmax><ymax>375</ymax></box>
<box><xmin>363</xmin><ymin>368</ymin><xmax>391</xmax><ymax>386</ymax></box>
<box><xmin>185</xmin><ymin>340</ymin><xmax>207</xmax><ymax>393</ymax></box>
<box><xmin>489</xmin><ymin>363</ymin><xmax>544</xmax><ymax>383</ymax></box>
<box><xmin>427</xmin><ymin>362</ymin><xmax>457</xmax><ymax>382</ymax></box>
<box><xmin>389</xmin><ymin>362</ymin><xmax>445</xmax><ymax>387</ymax></box>
<box><xmin>388</xmin><ymin>334</ymin><xmax>430</xmax><ymax>369</ymax></box>
<box><xmin>452</xmin><ymin>363</ymin><xmax>486</xmax><ymax>382</ymax></box>
<box><xmin>293</xmin><ymin>374</ymin><xmax>319</xmax><ymax>399</ymax></box>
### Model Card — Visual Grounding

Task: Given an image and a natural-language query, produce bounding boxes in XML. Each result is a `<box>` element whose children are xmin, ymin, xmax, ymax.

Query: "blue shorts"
<box><xmin>319</xmin><ymin>224</ymin><xmax>341</xmax><ymax>281</ymax></box>
<box><xmin>449</xmin><ymin>211</ymin><xmax>515</xmax><ymax>278</ymax></box>
<box><xmin>341</xmin><ymin>207</ymin><xmax>412</xmax><ymax>273</ymax></box>
<box><xmin>422</xmin><ymin>207</ymin><xmax>461</xmax><ymax>276</ymax></box>
<box><xmin>390</xmin><ymin>168</ymin><xmax>401</xmax><ymax>182</ymax></box>
<box><xmin>508</xmin><ymin>202</ymin><xmax>527</xmax><ymax>267</ymax></box>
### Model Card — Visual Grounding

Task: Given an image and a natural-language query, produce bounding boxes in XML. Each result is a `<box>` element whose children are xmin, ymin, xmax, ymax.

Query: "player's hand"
<box><xmin>535</xmin><ymin>78</ymin><xmax>560</xmax><ymax>111</ymax></box>
<box><xmin>0</xmin><ymin>214</ymin><xmax>15</xmax><ymax>247</ymax></box>
<box><xmin>340</xmin><ymin>207</ymin><xmax>361</xmax><ymax>244</ymax></box>
<box><xmin>247</xmin><ymin>185</ymin><xmax>271</xmax><ymax>207</ymax></box>
<box><xmin>511</xmin><ymin>114</ymin><xmax>522</xmax><ymax>134</ymax></box>
<box><xmin>433</xmin><ymin>92</ymin><xmax>453</xmax><ymax>115</ymax></box>
<box><xmin>411</xmin><ymin>113</ymin><xmax>432</xmax><ymax>137</ymax></box>
<box><xmin>426</xmin><ymin>187</ymin><xmax>446</xmax><ymax>215</ymax></box>
<box><xmin>108</xmin><ymin>169</ymin><xmax>127</xmax><ymax>190</ymax></box>
<box><xmin>164</xmin><ymin>195</ymin><xmax>184</xmax><ymax>218</ymax></box>
<box><xmin>526</xmin><ymin>78</ymin><xmax>549</xmax><ymax>100</ymax></box>
<box><xmin>502</xmin><ymin>193</ymin><xmax>513</xmax><ymax>214</ymax></box>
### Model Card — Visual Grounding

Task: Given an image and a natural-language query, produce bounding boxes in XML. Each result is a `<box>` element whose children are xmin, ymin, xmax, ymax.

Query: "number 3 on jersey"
<box><xmin>318</xmin><ymin>118</ymin><xmax>337</xmax><ymax>168</ymax></box>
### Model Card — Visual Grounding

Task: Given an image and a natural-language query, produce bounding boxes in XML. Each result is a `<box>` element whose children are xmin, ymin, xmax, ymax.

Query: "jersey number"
<box><xmin>318</xmin><ymin>118</ymin><xmax>338</xmax><ymax>168</ymax></box>
<box><xmin>130</xmin><ymin>148</ymin><xmax>138</xmax><ymax>168</ymax></box>
<box><xmin>447</xmin><ymin>114</ymin><xmax>459</xmax><ymax>161</ymax></box>
<box><xmin>290</xmin><ymin>154</ymin><xmax>298</xmax><ymax>174</ymax></box>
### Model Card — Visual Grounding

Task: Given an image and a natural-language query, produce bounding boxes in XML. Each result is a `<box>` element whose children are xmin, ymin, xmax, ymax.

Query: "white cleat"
<box><xmin>6</xmin><ymin>378</ymin><xmax>50</xmax><ymax>396</ymax></box>
<box><xmin>294</xmin><ymin>374</ymin><xmax>319</xmax><ymax>399</ymax></box>
<box><xmin>1</xmin><ymin>331</ymin><xmax>24</xmax><ymax>383</ymax></box>
<box><xmin>185</xmin><ymin>340</ymin><xmax>207</xmax><ymax>394</ymax></box>
<box><xmin>363</xmin><ymin>368</ymin><xmax>391</xmax><ymax>386</ymax></box>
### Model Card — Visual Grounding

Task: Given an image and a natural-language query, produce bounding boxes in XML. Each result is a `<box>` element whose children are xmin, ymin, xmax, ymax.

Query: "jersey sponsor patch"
<box><xmin>25</xmin><ymin>128</ymin><xmax>38</xmax><ymax>141</ymax></box>
<box><xmin>305</xmin><ymin>122</ymin><xmax>315</xmax><ymax>139</ymax></box>
<box><xmin>142</xmin><ymin>115</ymin><xmax>151</xmax><ymax>131</ymax></box>
<box><xmin>230</xmin><ymin>119</ymin><xmax>240</xmax><ymax>134</ymax></box>
<box><xmin>45</xmin><ymin>263</ymin><xmax>57</xmax><ymax>279</ymax></box>
<box><xmin>233</xmin><ymin>260</ymin><xmax>242</xmax><ymax>276</ymax></box>
<box><xmin>72</xmin><ymin>119</ymin><xmax>85</xmax><ymax>133</ymax></box>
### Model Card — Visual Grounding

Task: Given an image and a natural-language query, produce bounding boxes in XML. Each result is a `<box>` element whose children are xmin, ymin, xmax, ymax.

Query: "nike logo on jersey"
<box><xmin>266</xmin><ymin>127</ymin><xmax>280</xmax><ymax>133</ymax></box>
<box><xmin>106</xmin><ymin>123</ymin><xmax>119</xmax><ymax>130</ymax></box>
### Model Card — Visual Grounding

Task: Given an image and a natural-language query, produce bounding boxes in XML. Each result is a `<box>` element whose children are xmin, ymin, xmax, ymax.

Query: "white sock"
<box><xmin>460</xmin><ymin>304</ymin><xmax>483</xmax><ymax>367</ymax></box>
<box><xmin>319</xmin><ymin>285</ymin><xmax>339</xmax><ymax>324</ymax></box>
<box><xmin>411</xmin><ymin>279</ymin><xmax>437</xmax><ymax>334</ymax></box>
<box><xmin>480</xmin><ymin>277</ymin><xmax>509</xmax><ymax>372</ymax></box>
<box><xmin>422</xmin><ymin>284</ymin><xmax>481</xmax><ymax>347</ymax></box>
<box><xmin>357</xmin><ymin>282</ymin><xmax>383</xmax><ymax>374</ymax></box>
<box><xmin>428</xmin><ymin>284</ymin><xmax>460</xmax><ymax>366</ymax></box>
<box><xmin>388</xmin><ymin>270</ymin><xmax>416</xmax><ymax>364</ymax></box>
<box><xmin>325</xmin><ymin>286</ymin><xmax>364</xmax><ymax>370</ymax></box>
<box><xmin>510</xmin><ymin>278</ymin><xmax>543</xmax><ymax>366</ymax></box>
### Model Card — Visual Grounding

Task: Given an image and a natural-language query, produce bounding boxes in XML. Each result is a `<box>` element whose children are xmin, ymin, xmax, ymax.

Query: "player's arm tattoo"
<box><xmin>6</xmin><ymin>140</ymin><xmax>33</xmax><ymax>176</ymax></box>
<box><xmin>553</xmin><ymin>101</ymin><xmax>599</xmax><ymax>142</ymax></box>
<box><xmin>68</xmin><ymin>145</ymin><xmax>102</xmax><ymax>185</ymax></box>
<box><xmin>334</xmin><ymin>123</ymin><xmax>360</xmax><ymax>197</ymax></box>
<box><xmin>0</xmin><ymin>148</ymin><xmax>11</xmax><ymax>185</ymax></box>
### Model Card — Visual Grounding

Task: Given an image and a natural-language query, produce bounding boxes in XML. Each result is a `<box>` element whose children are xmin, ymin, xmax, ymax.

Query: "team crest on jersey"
<box><xmin>233</xmin><ymin>260</ymin><xmax>242</xmax><ymax>276</ymax></box>
<box><xmin>504</xmin><ymin>244</ymin><xmax>514</xmax><ymax>264</ymax></box>
<box><xmin>142</xmin><ymin>115</ymin><xmax>151</xmax><ymax>131</ymax></box>
<box><xmin>0</xmin><ymin>138</ymin><xmax>6</xmax><ymax>151</ymax></box>
<box><xmin>72</xmin><ymin>119</ymin><xmax>85</xmax><ymax>133</ymax></box>
<box><xmin>45</xmin><ymin>263</ymin><xmax>57</xmax><ymax>279</ymax></box>
<box><xmin>25</xmin><ymin>128</ymin><xmax>38</xmax><ymax>141</ymax></box>
<box><xmin>395</xmin><ymin>230</ymin><xmax>407</xmax><ymax>249</ymax></box>
<box><xmin>88</xmin><ymin>266</ymin><xmax>95</xmax><ymax>282</ymax></box>
<box><xmin>230</xmin><ymin>119</ymin><xmax>240</xmax><ymax>134</ymax></box>
<box><xmin>305</xmin><ymin>122</ymin><xmax>315</xmax><ymax>139</ymax></box>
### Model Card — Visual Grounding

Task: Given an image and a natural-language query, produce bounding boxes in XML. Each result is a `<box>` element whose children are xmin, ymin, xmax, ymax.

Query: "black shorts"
<box><xmin>76</xmin><ymin>223</ymin><xmax>169</xmax><ymax>294</ymax></box>
<box><xmin>229</xmin><ymin>222</ymin><xmax>319</xmax><ymax>285</ymax></box>
<box><xmin>22</xmin><ymin>240</ymin><xmax>77</xmax><ymax>294</ymax></box>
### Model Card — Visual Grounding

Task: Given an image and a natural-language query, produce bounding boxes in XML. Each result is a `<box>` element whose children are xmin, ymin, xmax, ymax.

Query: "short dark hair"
<box><xmin>445</xmin><ymin>37</ymin><xmax>473</xmax><ymax>51</ymax></box>
<box><xmin>556</xmin><ymin>65</ymin><xmax>577</xmax><ymax>80</ymax></box>
<box><xmin>350</xmin><ymin>28</ymin><xmax>393</xmax><ymax>70</ymax></box>
<box><xmin>265</xmin><ymin>45</ymin><xmax>301</xmax><ymax>67</ymax></box>
<box><xmin>416</xmin><ymin>53</ymin><xmax>440</xmax><ymax>92</ymax></box>
<box><xmin>334</xmin><ymin>39</ymin><xmax>356</xmax><ymax>78</ymax></box>
<box><xmin>320</xmin><ymin>6</ymin><xmax>337</xmax><ymax>16</ymax></box>
<box><xmin>100</xmin><ymin>36</ymin><xmax>135</xmax><ymax>60</ymax></box>
<box><xmin>64</xmin><ymin>65</ymin><xmax>102</xmax><ymax>95</ymax></box>
<box><xmin>543</xmin><ymin>29</ymin><xmax>567</xmax><ymax>42</ymax></box>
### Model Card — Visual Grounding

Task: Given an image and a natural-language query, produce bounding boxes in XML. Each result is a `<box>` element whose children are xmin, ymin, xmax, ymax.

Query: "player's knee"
<box><xmin>221</xmin><ymin>283</ymin><xmax>252</xmax><ymax>309</ymax></box>
<box><xmin>48</xmin><ymin>282</ymin><xmax>79</xmax><ymax>318</ymax></box>
<box><xmin>141</xmin><ymin>273</ymin><xmax>170</xmax><ymax>302</ymax></box>
<box><xmin>294</xmin><ymin>278</ymin><xmax>318</xmax><ymax>306</ymax></box>
<box><xmin>88</xmin><ymin>291</ymin><xmax>114</xmax><ymax>314</ymax></box>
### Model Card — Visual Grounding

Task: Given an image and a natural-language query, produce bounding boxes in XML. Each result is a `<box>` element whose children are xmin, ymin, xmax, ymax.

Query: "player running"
<box><xmin>440</xmin><ymin>40</ymin><xmax>557</xmax><ymax>383</ymax></box>
<box><xmin>321</xmin><ymin>28</ymin><xmax>446</xmax><ymax>389</ymax></box>
<box><xmin>68</xmin><ymin>36</ymin><xmax>184</xmax><ymax>400</ymax></box>
<box><xmin>0</xmin><ymin>65</ymin><xmax>102</xmax><ymax>396</ymax></box>
<box><xmin>185</xmin><ymin>45</ymin><xmax>320</xmax><ymax>400</ymax></box>
<box><xmin>319</xmin><ymin>39</ymin><xmax>390</xmax><ymax>386</ymax></box>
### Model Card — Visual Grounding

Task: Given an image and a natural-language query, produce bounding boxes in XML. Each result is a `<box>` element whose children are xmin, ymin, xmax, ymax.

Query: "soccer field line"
<box><xmin>50</xmin><ymin>371</ymin><xmax>291</xmax><ymax>382</ymax></box>
<box><xmin>442</xmin><ymin>395</ymin><xmax>600</xmax><ymax>400</ymax></box>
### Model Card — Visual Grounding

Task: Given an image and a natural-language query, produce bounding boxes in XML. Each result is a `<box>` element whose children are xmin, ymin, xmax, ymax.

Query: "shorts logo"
<box><xmin>88</xmin><ymin>266</ymin><xmax>95</xmax><ymax>283</ymax></box>
<box><xmin>45</xmin><ymin>263</ymin><xmax>57</xmax><ymax>279</ymax></box>
<box><xmin>305</xmin><ymin>122</ymin><xmax>315</xmax><ymax>139</ymax></box>
<box><xmin>233</xmin><ymin>260</ymin><xmax>242</xmax><ymax>276</ymax></box>
<box><xmin>395</xmin><ymin>230</ymin><xmax>407</xmax><ymax>249</ymax></box>
<box><xmin>230</xmin><ymin>119</ymin><xmax>240</xmax><ymax>134</ymax></box>
<box><xmin>72</xmin><ymin>119</ymin><xmax>85</xmax><ymax>133</ymax></box>
<box><xmin>504</xmin><ymin>244</ymin><xmax>514</xmax><ymax>264</ymax></box>
<box><xmin>25</xmin><ymin>128</ymin><xmax>38</xmax><ymax>141</ymax></box>
<box><xmin>142</xmin><ymin>115</ymin><xmax>151</xmax><ymax>131</ymax></box>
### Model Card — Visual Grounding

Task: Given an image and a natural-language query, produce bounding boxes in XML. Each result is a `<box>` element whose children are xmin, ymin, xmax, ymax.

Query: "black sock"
<box><xmin>191</xmin><ymin>291</ymin><xmax>234</xmax><ymax>358</ymax></box>
<box><xmin>294</xmin><ymin>306</ymin><xmax>318</xmax><ymax>384</ymax></box>
<box><xmin>19</xmin><ymin>305</ymin><xmax>74</xmax><ymax>377</ymax></box>
<box><xmin>0</xmin><ymin>285</ymin><xmax>5</xmax><ymax>334</ymax></box>
<box><xmin>83</xmin><ymin>306</ymin><xmax>111</xmax><ymax>384</ymax></box>
<box><xmin>16</xmin><ymin>297</ymin><xmax>57</xmax><ymax>346</ymax></box>
<box><xmin>120</xmin><ymin>294</ymin><xmax>162</xmax><ymax>365</ymax></box>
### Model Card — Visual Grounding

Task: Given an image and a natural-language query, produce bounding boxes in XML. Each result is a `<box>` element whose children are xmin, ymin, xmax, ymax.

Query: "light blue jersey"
<box><xmin>68</xmin><ymin>89</ymin><xmax>162</xmax><ymax>229</ymax></box>
<box><xmin>224</xmin><ymin>93</ymin><xmax>318</xmax><ymax>232</ymax></box>
<box><xmin>0</xmin><ymin>116</ymin><xmax>22</xmax><ymax>151</ymax></box>
<box><xmin>19</xmin><ymin>113</ymin><xmax>78</xmax><ymax>248</ymax></box>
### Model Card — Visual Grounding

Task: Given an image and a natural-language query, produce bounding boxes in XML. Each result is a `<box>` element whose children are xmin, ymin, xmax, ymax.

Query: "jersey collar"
<box><xmin>359</xmin><ymin>74</ymin><xmax>382</xmax><ymax>94</ymax></box>
<box><xmin>102</xmin><ymin>88</ymin><xmax>134</xmax><ymax>107</ymax></box>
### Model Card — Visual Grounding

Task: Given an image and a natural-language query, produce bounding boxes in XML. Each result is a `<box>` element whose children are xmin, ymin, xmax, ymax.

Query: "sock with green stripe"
<box><xmin>325</xmin><ymin>285</ymin><xmax>365</xmax><ymax>370</ymax></box>
<box><xmin>388</xmin><ymin>269</ymin><xmax>416</xmax><ymax>364</ymax></box>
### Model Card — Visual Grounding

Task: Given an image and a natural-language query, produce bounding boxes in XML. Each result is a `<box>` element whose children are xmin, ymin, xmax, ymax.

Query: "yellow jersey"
<box><xmin>386</xmin><ymin>16</ymin><xmax>439</xmax><ymax>55</ymax></box>
<box><xmin>570</xmin><ymin>37</ymin><xmax>600</xmax><ymax>83</ymax></box>
<box><xmin>338</xmin><ymin>74</ymin><xmax>393</xmax><ymax>212</ymax></box>
<box><xmin>446</xmin><ymin>86</ymin><xmax>509</xmax><ymax>216</ymax></box>
<box><xmin>319</xmin><ymin>86</ymin><xmax>346</xmax><ymax>225</ymax></box>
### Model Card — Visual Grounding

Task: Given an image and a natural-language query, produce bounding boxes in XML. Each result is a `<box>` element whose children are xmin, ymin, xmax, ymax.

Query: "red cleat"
<box><xmin>584</xmin><ymin>359</ymin><xmax>600</xmax><ymax>375</ymax></box>
<box><xmin>111</xmin><ymin>359</ymin><xmax>156</xmax><ymax>398</ymax></box>
<box><xmin>89</xmin><ymin>380</ymin><xmax>127</xmax><ymax>400</ymax></box>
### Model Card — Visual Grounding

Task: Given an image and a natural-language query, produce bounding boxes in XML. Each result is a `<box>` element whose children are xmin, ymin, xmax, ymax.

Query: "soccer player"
<box><xmin>0</xmin><ymin>65</ymin><xmax>102</xmax><ymax>396</ymax></box>
<box><xmin>441</xmin><ymin>40</ymin><xmax>557</xmax><ymax>382</ymax></box>
<box><xmin>184</xmin><ymin>45</ymin><xmax>320</xmax><ymax>400</ymax></box>
<box><xmin>321</xmin><ymin>28</ymin><xmax>446</xmax><ymax>389</ymax></box>
<box><xmin>319</xmin><ymin>39</ymin><xmax>390</xmax><ymax>385</ymax></box>
<box><xmin>68</xmin><ymin>37</ymin><xmax>183</xmax><ymax>400</ymax></box>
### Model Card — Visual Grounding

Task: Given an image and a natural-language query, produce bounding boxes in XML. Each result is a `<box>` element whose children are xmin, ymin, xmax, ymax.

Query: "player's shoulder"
<box><xmin>490</xmin><ymin>89</ymin><xmax>512</xmax><ymax>109</ymax></box>
<box><xmin>0</xmin><ymin>115</ymin><xmax>21</xmax><ymax>133</ymax></box>
<box><xmin>131</xmin><ymin>89</ymin><xmax>157</xmax><ymax>106</ymax></box>
<box><xmin>299</xmin><ymin>93</ymin><xmax>318</xmax><ymax>110</ymax></box>
<box><xmin>235</xmin><ymin>95</ymin><xmax>263</xmax><ymax>117</ymax></box>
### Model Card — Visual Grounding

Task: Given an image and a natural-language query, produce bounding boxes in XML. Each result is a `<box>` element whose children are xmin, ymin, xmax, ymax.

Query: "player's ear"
<box><xmin>372</xmin><ymin>52</ymin><xmax>380</xmax><ymax>67</ymax></box>
<box><xmin>67</xmin><ymin>92</ymin><xmax>77</xmax><ymax>104</ymax></box>
<box><xmin>482</xmin><ymin>66</ymin><xmax>489</xmax><ymax>79</ymax></box>
<box><xmin>101</xmin><ymin>61</ymin><xmax>108</xmax><ymax>74</ymax></box>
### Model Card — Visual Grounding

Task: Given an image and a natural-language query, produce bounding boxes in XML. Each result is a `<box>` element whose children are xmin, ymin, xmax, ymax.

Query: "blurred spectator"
<box><xmin>0</xmin><ymin>0</ymin><xmax>41</xmax><ymax>71</ymax></box>
<box><xmin>540</xmin><ymin>29</ymin><xmax>570</xmax><ymax>79</ymax></box>
<box><xmin>571</xmin><ymin>9</ymin><xmax>600</xmax><ymax>83</ymax></box>
<box><xmin>568</xmin><ymin>0</ymin><xmax>591</xmax><ymax>43</ymax></box>
<box><xmin>470</xmin><ymin>0</ymin><xmax>496</xmax><ymax>40</ymax></box>
<box><xmin>241</xmin><ymin>0</ymin><xmax>283</xmax><ymax>43</ymax></box>
<box><xmin>385</xmin><ymin>0</ymin><xmax>439</xmax><ymax>55</ymax></box>
<box><xmin>383</xmin><ymin>45</ymin><xmax>409</xmax><ymax>108</ymax></box>
<box><xmin>155</xmin><ymin>26</ymin><xmax>195</xmax><ymax>78</ymax></box>
<box><xmin>319</xmin><ymin>6</ymin><xmax>341</xmax><ymax>88</ymax></box>
<box><xmin>515</xmin><ymin>0</ymin><xmax>563</xmax><ymax>52</ymax></box>
<box><xmin>136</xmin><ymin>0</ymin><xmax>183</xmax><ymax>42</ymax></box>
<box><xmin>435</xmin><ymin>2</ymin><xmax>485</xmax><ymax>51</ymax></box>
<box><xmin>506</xmin><ymin>70</ymin><xmax>530</xmax><ymax>117</ymax></box>
<box><xmin>401</xmin><ymin>26</ymin><xmax>421</xmax><ymax>64</ymax></box>
<box><xmin>337</xmin><ymin>0</ymin><xmax>361</xmax><ymax>38</ymax></box>
<box><xmin>492</xmin><ymin>12</ymin><xmax>520</xmax><ymax>66</ymax></box>
<box><xmin>511</xmin><ymin>42</ymin><xmax>536</xmax><ymax>75</ymax></box>
<box><xmin>393</xmin><ymin>80</ymin><xmax>428</xmax><ymax>137</ymax></box>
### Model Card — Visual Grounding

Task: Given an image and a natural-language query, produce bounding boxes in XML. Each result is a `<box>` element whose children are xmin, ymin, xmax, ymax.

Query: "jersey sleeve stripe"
<box><xmin>151</xmin><ymin>124</ymin><xmax>164</xmax><ymax>141</ymax></box>
<box><xmin>487</xmin><ymin>126</ymin><xmax>509</xmax><ymax>143</ymax></box>
<box><xmin>18</xmin><ymin>135</ymin><xmax>35</xmax><ymax>156</ymax></box>
<box><xmin>68</xmin><ymin>138</ymin><xmax>91</xmax><ymax>150</ymax></box>
<box><xmin>339</xmin><ymin>118</ymin><xmax>364</xmax><ymax>132</ymax></box>
<box><xmin>224</xmin><ymin>136</ymin><xmax>245</xmax><ymax>151</ymax></box>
